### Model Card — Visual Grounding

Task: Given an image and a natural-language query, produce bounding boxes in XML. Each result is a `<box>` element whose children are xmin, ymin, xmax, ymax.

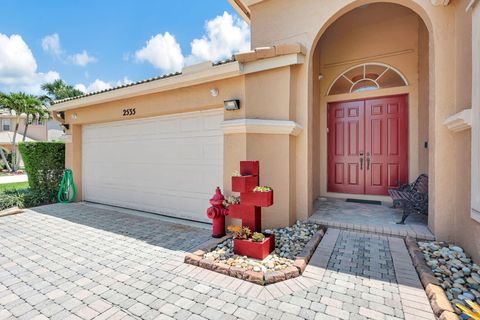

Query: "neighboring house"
<box><xmin>51</xmin><ymin>0</ymin><xmax>480</xmax><ymax>261</ymax></box>
<box><xmin>0</xmin><ymin>108</ymin><xmax>48</xmax><ymax>152</ymax></box>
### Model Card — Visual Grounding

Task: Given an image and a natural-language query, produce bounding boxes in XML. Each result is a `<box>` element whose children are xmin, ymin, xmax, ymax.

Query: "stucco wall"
<box><xmin>451</xmin><ymin>1</ymin><xmax>480</xmax><ymax>263</ymax></box>
<box><xmin>313</xmin><ymin>3</ymin><xmax>428</xmax><ymax>199</ymax></box>
<box><xmin>247</xmin><ymin>0</ymin><xmax>477</xmax><ymax>259</ymax></box>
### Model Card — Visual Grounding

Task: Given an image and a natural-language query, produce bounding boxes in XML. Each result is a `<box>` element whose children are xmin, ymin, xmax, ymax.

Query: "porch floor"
<box><xmin>308</xmin><ymin>197</ymin><xmax>435</xmax><ymax>240</ymax></box>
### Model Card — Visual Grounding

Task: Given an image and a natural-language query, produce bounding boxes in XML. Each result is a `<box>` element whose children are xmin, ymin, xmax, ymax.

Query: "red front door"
<box><xmin>327</xmin><ymin>95</ymin><xmax>408</xmax><ymax>195</ymax></box>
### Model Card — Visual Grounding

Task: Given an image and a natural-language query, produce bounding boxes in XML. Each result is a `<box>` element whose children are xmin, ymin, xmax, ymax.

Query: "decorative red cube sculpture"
<box><xmin>233</xmin><ymin>234</ymin><xmax>275</xmax><ymax>260</ymax></box>
<box><xmin>206</xmin><ymin>161</ymin><xmax>275</xmax><ymax>259</ymax></box>
<box><xmin>229</xmin><ymin>161</ymin><xmax>275</xmax><ymax>259</ymax></box>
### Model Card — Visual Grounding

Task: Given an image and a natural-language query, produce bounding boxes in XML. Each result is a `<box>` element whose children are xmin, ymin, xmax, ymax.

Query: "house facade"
<box><xmin>51</xmin><ymin>0</ymin><xmax>480</xmax><ymax>261</ymax></box>
<box><xmin>0</xmin><ymin>109</ymin><xmax>48</xmax><ymax>152</ymax></box>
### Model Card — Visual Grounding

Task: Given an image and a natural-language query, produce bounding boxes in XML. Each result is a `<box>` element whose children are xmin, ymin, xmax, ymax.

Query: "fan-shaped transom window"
<box><xmin>328</xmin><ymin>63</ymin><xmax>408</xmax><ymax>96</ymax></box>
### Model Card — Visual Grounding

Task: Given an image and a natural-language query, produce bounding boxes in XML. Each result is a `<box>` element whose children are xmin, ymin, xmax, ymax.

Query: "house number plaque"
<box><xmin>122</xmin><ymin>108</ymin><xmax>136</xmax><ymax>116</ymax></box>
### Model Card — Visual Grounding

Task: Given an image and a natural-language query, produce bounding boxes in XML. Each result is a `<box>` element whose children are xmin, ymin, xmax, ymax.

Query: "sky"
<box><xmin>0</xmin><ymin>0</ymin><xmax>250</xmax><ymax>95</ymax></box>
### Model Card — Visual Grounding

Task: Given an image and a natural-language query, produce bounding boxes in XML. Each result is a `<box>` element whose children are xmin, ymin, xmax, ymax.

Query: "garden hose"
<box><xmin>57</xmin><ymin>169</ymin><xmax>76</xmax><ymax>203</ymax></box>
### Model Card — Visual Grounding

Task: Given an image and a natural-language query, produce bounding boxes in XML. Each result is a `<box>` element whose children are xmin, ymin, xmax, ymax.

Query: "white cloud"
<box><xmin>135</xmin><ymin>32</ymin><xmax>184</xmax><ymax>73</ymax></box>
<box><xmin>42</xmin><ymin>33</ymin><xmax>96</xmax><ymax>67</ymax></box>
<box><xmin>75</xmin><ymin>76</ymin><xmax>133</xmax><ymax>93</ymax></box>
<box><xmin>187</xmin><ymin>12</ymin><xmax>250</xmax><ymax>64</ymax></box>
<box><xmin>134</xmin><ymin>12</ymin><xmax>250</xmax><ymax>72</ymax></box>
<box><xmin>0</xmin><ymin>33</ymin><xmax>60</xmax><ymax>94</ymax></box>
<box><xmin>41</xmin><ymin>33</ymin><xmax>63</xmax><ymax>57</ymax></box>
<box><xmin>69</xmin><ymin>50</ymin><xmax>97</xmax><ymax>66</ymax></box>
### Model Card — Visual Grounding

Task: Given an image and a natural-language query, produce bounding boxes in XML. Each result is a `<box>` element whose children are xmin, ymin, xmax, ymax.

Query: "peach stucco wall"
<box><xmin>61</xmin><ymin>0</ymin><xmax>479</xmax><ymax>261</ymax></box>
<box><xmin>247</xmin><ymin>0</ymin><xmax>479</xmax><ymax>260</ymax></box>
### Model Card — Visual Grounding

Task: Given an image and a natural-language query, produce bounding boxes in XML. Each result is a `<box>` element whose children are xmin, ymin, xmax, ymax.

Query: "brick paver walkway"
<box><xmin>0</xmin><ymin>204</ymin><xmax>435</xmax><ymax>320</ymax></box>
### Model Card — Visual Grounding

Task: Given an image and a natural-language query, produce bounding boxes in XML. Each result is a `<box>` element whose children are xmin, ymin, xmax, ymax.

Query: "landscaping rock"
<box><xmin>418</xmin><ymin>240</ymin><xmax>480</xmax><ymax>316</ymax></box>
<box><xmin>203</xmin><ymin>221</ymin><xmax>321</xmax><ymax>273</ymax></box>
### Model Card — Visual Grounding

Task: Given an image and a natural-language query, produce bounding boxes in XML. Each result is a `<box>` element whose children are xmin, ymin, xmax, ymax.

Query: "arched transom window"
<box><xmin>327</xmin><ymin>63</ymin><xmax>408</xmax><ymax>96</ymax></box>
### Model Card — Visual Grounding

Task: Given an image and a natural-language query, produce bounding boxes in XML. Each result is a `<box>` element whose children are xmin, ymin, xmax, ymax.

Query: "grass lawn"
<box><xmin>0</xmin><ymin>182</ymin><xmax>29</xmax><ymax>192</ymax></box>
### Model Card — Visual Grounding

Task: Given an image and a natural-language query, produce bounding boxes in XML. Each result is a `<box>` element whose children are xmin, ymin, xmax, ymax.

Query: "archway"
<box><xmin>311</xmin><ymin>3</ymin><xmax>431</xmax><ymax>208</ymax></box>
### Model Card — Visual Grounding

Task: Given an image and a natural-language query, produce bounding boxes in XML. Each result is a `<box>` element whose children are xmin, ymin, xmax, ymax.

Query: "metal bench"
<box><xmin>388</xmin><ymin>174</ymin><xmax>429</xmax><ymax>224</ymax></box>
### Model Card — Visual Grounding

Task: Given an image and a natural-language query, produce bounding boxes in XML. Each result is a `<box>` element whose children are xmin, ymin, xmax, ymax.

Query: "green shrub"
<box><xmin>0</xmin><ymin>189</ymin><xmax>57</xmax><ymax>211</ymax></box>
<box><xmin>18</xmin><ymin>142</ymin><xmax>65</xmax><ymax>198</ymax></box>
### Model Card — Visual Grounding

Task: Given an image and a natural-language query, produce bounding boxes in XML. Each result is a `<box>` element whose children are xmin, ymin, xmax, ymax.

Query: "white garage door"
<box><xmin>82</xmin><ymin>109</ymin><xmax>223</xmax><ymax>223</ymax></box>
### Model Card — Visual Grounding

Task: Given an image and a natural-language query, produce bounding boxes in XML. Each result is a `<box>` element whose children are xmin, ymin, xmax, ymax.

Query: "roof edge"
<box><xmin>50</xmin><ymin>61</ymin><xmax>241</xmax><ymax>112</ymax></box>
<box><xmin>227</xmin><ymin>0</ymin><xmax>251</xmax><ymax>23</ymax></box>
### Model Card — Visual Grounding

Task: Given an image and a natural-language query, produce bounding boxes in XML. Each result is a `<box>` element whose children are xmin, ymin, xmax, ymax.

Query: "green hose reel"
<box><xmin>57</xmin><ymin>169</ymin><xmax>77</xmax><ymax>203</ymax></box>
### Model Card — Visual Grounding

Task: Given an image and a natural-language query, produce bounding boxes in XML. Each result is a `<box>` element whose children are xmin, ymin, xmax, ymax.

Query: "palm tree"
<box><xmin>0</xmin><ymin>147</ymin><xmax>12</xmax><ymax>172</ymax></box>
<box><xmin>41</xmin><ymin>79</ymin><xmax>84</xmax><ymax>101</ymax></box>
<box><xmin>15</xmin><ymin>95</ymin><xmax>48</xmax><ymax>168</ymax></box>
<box><xmin>21</xmin><ymin>95</ymin><xmax>47</xmax><ymax>142</ymax></box>
<box><xmin>0</xmin><ymin>92</ymin><xmax>33</xmax><ymax>171</ymax></box>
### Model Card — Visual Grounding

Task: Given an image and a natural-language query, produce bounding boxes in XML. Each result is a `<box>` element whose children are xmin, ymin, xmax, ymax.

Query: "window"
<box><xmin>328</xmin><ymin>63</ymin><xmax>408</xmax><ymax>96</ymax></box>
<box><xmin>1</xmin><ymin>119</ymin><xmax>11</xmax><ymax>131</ymax></box>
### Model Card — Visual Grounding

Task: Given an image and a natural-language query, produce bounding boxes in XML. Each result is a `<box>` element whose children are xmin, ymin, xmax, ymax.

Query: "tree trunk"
<box><xmin>11</xmin><ymin>119</ymin><xmax>20</xmax><ymax>172</ymax></box>
<box><xmin>16</xmin><ymin>121</ymin><xmax>29</xmax><ymax>168</ymax></box>
<box><xmin>0</xmin><ymin>148</ymin><xmax>12</xmax><ymax>172</ymax></box>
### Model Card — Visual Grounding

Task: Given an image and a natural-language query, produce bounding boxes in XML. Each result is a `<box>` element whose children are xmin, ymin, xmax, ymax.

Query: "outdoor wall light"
<box><xmin>224</xmin><ymin>99</ymin><xmax>240</xmax><ymax>111</ymax></box>
<box><xmin>71</xmin><ymin>113</ymin><xmax>78</xmax><ymax>120</ymax></box>
<box><xmin>210</xmin><ymin>88</ymin><xmax>219</xmax><ymax>97</ymax></box>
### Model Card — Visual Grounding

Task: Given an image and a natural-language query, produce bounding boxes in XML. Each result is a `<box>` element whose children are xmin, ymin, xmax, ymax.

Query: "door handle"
<box><xmin>366</xmin><ymin>152</ymin><xmax>370</xmax><ymax>170</ymax></box>
<box><xmin>359</xmin><ymin>152</ymin><xmax>364</xmax><ymax>170</ymax></box>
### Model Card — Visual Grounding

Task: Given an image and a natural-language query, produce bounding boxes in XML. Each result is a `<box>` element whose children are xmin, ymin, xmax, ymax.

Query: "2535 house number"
<box><xmin>122</xmin><ymin>108</ymin><xmax>136</xmax><ymax>116</ymax></box>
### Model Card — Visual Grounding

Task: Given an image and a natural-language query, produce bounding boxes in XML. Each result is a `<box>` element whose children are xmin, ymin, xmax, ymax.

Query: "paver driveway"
<box><xmin>0</xmin><ymin>203</ymin><xmax>436</xmax><ymax>320</ymax></box>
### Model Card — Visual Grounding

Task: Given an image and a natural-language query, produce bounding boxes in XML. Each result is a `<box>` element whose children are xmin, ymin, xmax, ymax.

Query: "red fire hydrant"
<box><xmin>206</xmin><ymin>187</ymin><xmax>229</xmax><ymax>238</ymax></box>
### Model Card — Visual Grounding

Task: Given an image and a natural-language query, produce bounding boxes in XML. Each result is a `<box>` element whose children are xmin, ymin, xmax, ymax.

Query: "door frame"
<box><xmin>324</xmin><ymin>92</ymin><xmax>410</xmax><ymax>198</ymax></box>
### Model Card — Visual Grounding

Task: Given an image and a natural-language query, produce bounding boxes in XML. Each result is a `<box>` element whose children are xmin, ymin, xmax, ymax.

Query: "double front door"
<box><xmin>327</xmin><ymin>95</ymin><xmax>408</xmax><ymax>195</ymax></box>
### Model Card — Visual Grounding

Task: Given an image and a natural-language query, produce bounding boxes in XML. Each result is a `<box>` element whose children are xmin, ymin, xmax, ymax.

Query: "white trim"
<box><xmin>443</xmin><ymin>109</ymin><xmax>472</xmax><ymax>132</ymax></box>
<box><xmin>430</xmin><ymin>0</ymin><xmax>450</xmax><ymax>6</ymax></box>
<box><xmin>467</xmin><ymin>0</ymin><xmax>479</xmax><ymax>11</ymax></box>
<box><xmin>221</xmin><ymin>119</ymin><xmax>303</xmax><ymax>136</ymax></box>
<box><xmin>240</xmin><ymin>53</ymin><xmax>305</xmax><ymax>75</ymax></box>
<box><xmin>327</xmin><ymin>62</ymin><xmax>409</xmax><ymax>96</ymax></box>
<box><xmin>51</xmin><ymin>61</ymin><xmax>241</xmax><ymax>111</ymax></box>
<box><xmin>242</xmin><ymin>0</ymin><xmax>264</xmax><ymax>5</ymax></box>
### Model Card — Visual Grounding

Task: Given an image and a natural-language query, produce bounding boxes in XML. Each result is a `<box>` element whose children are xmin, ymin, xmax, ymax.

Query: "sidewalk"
<box><xmin>0</xmin><ymin>174</ymin><xmax>28</xmax><ymax>184</ymax></box>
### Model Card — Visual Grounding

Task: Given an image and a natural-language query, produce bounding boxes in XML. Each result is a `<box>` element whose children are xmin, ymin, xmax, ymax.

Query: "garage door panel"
<box><xmin>83</xmin><ymin>109</ymin><xmax>223</xmax><ymax>223</ymax></box>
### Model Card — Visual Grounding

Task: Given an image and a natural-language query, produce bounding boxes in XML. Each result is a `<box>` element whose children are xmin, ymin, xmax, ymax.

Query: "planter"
<box><xmin>240</xmin><ymin>161</ymin><xmax>259</xmax><ymax>176</ymax></box>
<box><xmin>228</xmin><ymin>204</ymin><xmax>243</xmax><ymax>219</ymax></box>
<box><xmin>234</xmin><ymin>234</ymin><xmax>275</xmax><ymax>260</ymax></box>
<box><xmin>241</xmin><ymin>190</ymin><xmax>273</xmax><ymax>207</ymax></box>
<box><xmin>232</xmin><ymin>175</ymin><xmax>258</xmax><ymax>193</ymax></box>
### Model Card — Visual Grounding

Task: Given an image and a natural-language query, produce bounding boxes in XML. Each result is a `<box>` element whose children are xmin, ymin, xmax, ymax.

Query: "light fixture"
<box><xmin>210</xmin><ymin>88</ymin><xmax>219</xmax><ymax>97</ymax></box>
<box><xmin>224</xmin><ymin>99</ymin><xmax>240</xmax><ymax>111</ymax></box>
<box><xmin>71</xmin><ymin>113</ymin><xmax>78</xmax><ymax>120</ymax></box>
<box><xmin>318</xmin><ymin>74</ymin><xmax>324</xmax><ymax>80</ymax></box>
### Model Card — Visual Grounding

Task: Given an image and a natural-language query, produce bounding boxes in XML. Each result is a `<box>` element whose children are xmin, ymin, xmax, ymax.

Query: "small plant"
<box><xmin>227</xmin><ymin>225</ymin><xmax>251</xmax><ymax>239</ymax></box>
<box><xmin>457</xmin><ymin>300</ymin><xmax>480</xmax><ymax>320</ymax></box>
<box><xmin>251</xmin><ymin>232</ymin><xmax>265</xmax><ymax>242</ymax></box>
<box><xmin>232</xmin><ymin>170</ymin><xmax>241</xmax><ymax>177</ymax></box>
<box><xmin>223</xmin><ymin>195</ymin><xmax>240</xmax><ymax>207</ymax></box>
<box><xmin>253</xmin><ymin>186</ymin><xmax>272</xmax><ymax>192</ymax></box>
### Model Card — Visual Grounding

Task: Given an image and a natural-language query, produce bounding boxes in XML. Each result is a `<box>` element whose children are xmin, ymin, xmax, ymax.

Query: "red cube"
<box><xmin>232</xmin><ymin>175</ymin><xmax>258</xmax><ymax>193</ymax></box>
<box><xmin>234</xmin><ymin>234</ymin><xmax>275</xmax><ymax>260</ymax></box>
<box><xmin>241</xmin><ymin>190</ymin><xmax>273</xmax><ymax>207</ymax></box>
<box><xmin>240</xmin><ymin>161</ymin><xmax>260</xmax><ymax>176</ymax></box>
